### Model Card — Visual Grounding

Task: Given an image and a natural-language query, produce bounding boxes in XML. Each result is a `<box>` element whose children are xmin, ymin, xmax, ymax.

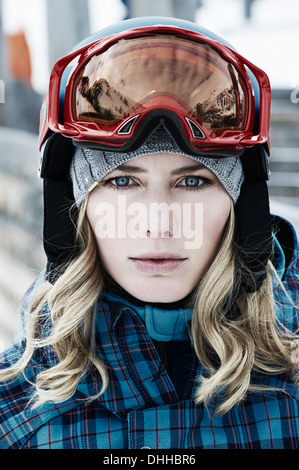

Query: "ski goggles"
<box><xmin>39</xmin><ymin>25</ymin><xmax>271</xmax><ymax>154</ymax></box>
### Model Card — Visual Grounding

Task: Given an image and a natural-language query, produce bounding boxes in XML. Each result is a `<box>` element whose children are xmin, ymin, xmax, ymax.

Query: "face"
<box><xmin>87</xmin><ymin>153</ymin><xmax>231</xmax><ymax>303</ymax></box>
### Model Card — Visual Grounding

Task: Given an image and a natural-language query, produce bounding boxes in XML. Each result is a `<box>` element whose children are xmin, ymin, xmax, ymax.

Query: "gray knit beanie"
<box><xmin>70</xmin><ymin>129</ymin><xmax>244</xmax><ymax>206</ymax></box>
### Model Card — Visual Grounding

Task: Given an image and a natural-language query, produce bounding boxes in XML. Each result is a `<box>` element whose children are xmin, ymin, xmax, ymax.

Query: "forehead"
<box><xmin>111</xmin><ymin>152</ymin><xmax>208</xmax><ymax>174</ymax></box>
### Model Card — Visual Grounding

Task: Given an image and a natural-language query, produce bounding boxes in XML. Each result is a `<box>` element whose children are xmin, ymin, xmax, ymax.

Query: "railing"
<box><xmin>0</xmin><ymin>127</ymin><xmax>44</xmax><ymax>351</ymax></box>
<box><xmin>269</xmin><ymin>89</ymin><xmax>299</xmax><ymax>204</ymax></box>
<box><xmin>268</xmin><ymin>90</ymin><xmax>299</xmax><ymax>231</ymax></box>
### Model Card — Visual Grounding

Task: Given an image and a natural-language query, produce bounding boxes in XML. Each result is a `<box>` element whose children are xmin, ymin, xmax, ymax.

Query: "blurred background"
<box><xmin>0</xmin><ymin>0</ymin><xmax>298</xmax><ymax>351</ymax></box>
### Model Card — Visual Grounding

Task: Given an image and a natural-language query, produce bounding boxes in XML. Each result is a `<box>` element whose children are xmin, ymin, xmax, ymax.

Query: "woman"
<box><xmin>0</xmin><ymin>17</ymin><xmax>298</xmax><ymax>450</ymax></box>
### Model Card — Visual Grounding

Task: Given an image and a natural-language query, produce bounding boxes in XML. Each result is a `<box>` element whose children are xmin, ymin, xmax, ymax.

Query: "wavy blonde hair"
<box><xmin>0</xmin><ymin>199</ymin><xmax>298</xmax><ymax>413</ymax></box>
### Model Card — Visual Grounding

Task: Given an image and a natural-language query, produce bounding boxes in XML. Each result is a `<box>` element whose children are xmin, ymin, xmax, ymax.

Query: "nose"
<box><xmin>128</xmin><ymin>185</ymin><xmax>182</xmax><ymax>240</ymax></box>
<box><xmin>146</xmin><ymin>201</ymin><xmax>175</xmax><ymax>239</ymax></box>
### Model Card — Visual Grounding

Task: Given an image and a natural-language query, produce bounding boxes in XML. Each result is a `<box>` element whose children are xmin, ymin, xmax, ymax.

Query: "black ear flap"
<box><xmin>40</xmin><ymin>133</ymin><xmax>74</xmax><ymax>179</ymax></box>
<box><xmin>43</xmin><ymin>178</ymin><xmax>78</xmax><ymax>283</ymax></box>
<box><xmin>235</xmin><ymin>144</ymin><xmax>273</xmax><ymax>292</ymax></box>
<box><xmin>40</xmin><ymin>134</ymin><xmax>78</xmax><ymax>284</ymax></box>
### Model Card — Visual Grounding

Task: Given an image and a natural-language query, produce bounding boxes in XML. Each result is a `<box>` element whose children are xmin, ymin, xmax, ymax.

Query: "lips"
<box><xmin>129</xmin><ymin>253</ymin><xmax>187</xmax><ymax>274</ymax></box>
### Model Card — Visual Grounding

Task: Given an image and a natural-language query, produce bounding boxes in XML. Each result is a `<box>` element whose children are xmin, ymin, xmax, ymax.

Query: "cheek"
<box><xmin>87</xmin><ymin>195</ymin><xmax>118</xmax><ymax>263</ymax></box>
<box><xmin>86</xmin><ymin>193</ymin><xmax>100</xmax><ymax>230</ymax></box>
<box><xmin>202</xmin><ymin>194</ymin><xmax>231</xmax><ymax>250</ymax></box>
<box><xmin>96</xmin><ymin>238</ymin><xmax>121</xmax><ymax>272</ymax></box>
<box><xmin>86</xmin><ymin>191</ymin><xmax>118</xmax><ymax>242</ymax></box>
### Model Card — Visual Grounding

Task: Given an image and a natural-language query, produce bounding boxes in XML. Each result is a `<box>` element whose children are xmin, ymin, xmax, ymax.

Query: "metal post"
<box><xmin>244</xmin><ymin>0</ymin><xmax>255</xmax><ymax>20</ymax></box>
<box><xmin>121</xmin><ymin>0</ymin><xmax>200</xmax><ymax>22</ymax></box>
<box><xmin>172</xmin><ymin>0</ymin><xmax>199</xmax><ymax>22</ymax></box>
<box><xmin>127</xmin><ymin>0</ymin><xmax>174</xmax><ymax>17</ymax></box>
<box><xmin>120</xmin><ymin>0</ymin><xmax>130</xmax><ymax>19</ymax></box>
<box><xmin>46</xmin><ymin>0</ymin><xmax>90</xmax><ymax>68</ymax></box>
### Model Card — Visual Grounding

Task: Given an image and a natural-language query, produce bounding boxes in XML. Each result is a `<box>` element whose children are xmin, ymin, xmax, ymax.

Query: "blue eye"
<box><xmin>184</xmin><ymin>176</ymin><xmax>202</xmax><ymax>187</ymax></box>
<box><xmin>103</xmin><ymin>175</ymin><xmax>138</xmax><ymax>190</ymax></box>
<box><xmin>114</xmin><ymin>176</ymin><xmax>130</xmax><ymax>186</ymax></box>
<box><xmin>177</xmin><ymin>175</ymin><xmax>212</xmax><ymax>191</ymax></box>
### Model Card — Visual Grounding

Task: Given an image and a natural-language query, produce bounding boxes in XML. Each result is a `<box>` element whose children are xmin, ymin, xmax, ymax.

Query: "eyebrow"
<box><xmin>170</xmin><ymin>163</ymin><xmax>206</xmax><ymax>175</ymax></box>
<box><xmin>115</xmin><ymin>162</ymin><xmax>206</xmax><ymax>175</ymax></box>
<box><xmin>115</xmin><ymin>163</ymin><xmax>148</xmax><ymax>173</ymax></box>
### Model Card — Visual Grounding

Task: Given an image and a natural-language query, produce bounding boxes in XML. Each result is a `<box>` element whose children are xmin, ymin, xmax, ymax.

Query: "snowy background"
<box><xmin>1</xmin><ymin>0</ymin><xmax>299</xmax><ymax>93</ymax></box>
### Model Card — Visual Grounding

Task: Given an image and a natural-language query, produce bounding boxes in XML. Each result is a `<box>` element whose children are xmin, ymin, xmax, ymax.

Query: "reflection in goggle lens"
<box><xmin>72</xmin><ymin>35</ymin><xmax>248</xmax><ymax>132</ymax></box>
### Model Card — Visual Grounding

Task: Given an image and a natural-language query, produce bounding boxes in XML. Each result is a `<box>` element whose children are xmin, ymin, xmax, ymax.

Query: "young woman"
<box><xmin>0</xmin><ymin>17</ymin><xmax>298</xmax><ymax>450</ymax></box>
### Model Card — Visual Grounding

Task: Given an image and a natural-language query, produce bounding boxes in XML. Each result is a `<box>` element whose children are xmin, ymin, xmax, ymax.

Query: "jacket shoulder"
<box><xmin>0</xmin><ymin>344</ymin><xmax>34</xmax><ymax>448</ymax></box>
<box><xmin>272</xmin><ymin>214</ymin><xmax>299</xmax><ymax>279</ymax></box>
<box><xmin>0</xmin><ymin>271</ymin><xmax>49</xmax><ymax>448</ymax></box>
<box><xmin>0</xmin><ymin>343</ymin><xmax>84</xmax><ymax>449</ymax></box>
<box><xmin>271</xmin><ymin>215</ymin><xmax>299</xmax><ymax>334</ymax></box>
<box><xmin>16</xmin><ymin>270</ymin><xmax>48</xmax><ymax>340</ymax></box>
<box><xmin>0</xmin><ymin>270</ymin><xmax>48</xmax><ymax>397</ymax></box>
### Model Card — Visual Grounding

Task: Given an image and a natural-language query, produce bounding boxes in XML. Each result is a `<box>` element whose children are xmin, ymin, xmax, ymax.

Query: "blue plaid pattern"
<box><xmin>0</xmin><ymin>216</ymin><xmax>298</xmax><ymax>449</ymax></box>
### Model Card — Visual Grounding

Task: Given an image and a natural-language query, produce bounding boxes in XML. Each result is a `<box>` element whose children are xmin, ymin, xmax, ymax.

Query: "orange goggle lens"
<box><xmin>72</xmin><ymin>35</ymin><xmax>249</xmax><ymax>133</ymax></box>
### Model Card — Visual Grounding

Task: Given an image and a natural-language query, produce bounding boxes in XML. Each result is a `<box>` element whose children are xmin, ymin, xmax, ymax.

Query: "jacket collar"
<box><xmin>75</xmin><ymin>299</ymin><xmax>193</xmax><ymax>419</ymax></box>
<box><xmin>102</xmin><ymin>291</ymin><xmax>193</xmax><ymax>342</ymax></box>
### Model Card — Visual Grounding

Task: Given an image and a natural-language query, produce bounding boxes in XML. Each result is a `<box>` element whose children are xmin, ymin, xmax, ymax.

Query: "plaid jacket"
<box><xmin>0</xmin><ymin>215</ymin><xmax>298</xmax><ymax>449</ymax></box>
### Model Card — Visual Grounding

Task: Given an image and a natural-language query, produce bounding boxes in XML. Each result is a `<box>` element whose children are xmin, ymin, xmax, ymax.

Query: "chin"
<box><xmin>128</xmin><ymin>282</ymin><xmax>192</xmax><ymax>304</ymax></box>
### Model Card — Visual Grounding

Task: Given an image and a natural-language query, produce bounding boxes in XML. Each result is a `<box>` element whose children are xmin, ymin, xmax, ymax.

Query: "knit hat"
<box><xmin>70</xmin><ymin>128</ymin><xmax>244</xmax><ymax>206</ymax></box>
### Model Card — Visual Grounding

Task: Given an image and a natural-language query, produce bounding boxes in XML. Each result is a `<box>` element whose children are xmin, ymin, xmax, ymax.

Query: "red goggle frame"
<box><xmin>39</xmin><ymin>25</ymin><xmax>271</xmax><ymax>154</ymax></box>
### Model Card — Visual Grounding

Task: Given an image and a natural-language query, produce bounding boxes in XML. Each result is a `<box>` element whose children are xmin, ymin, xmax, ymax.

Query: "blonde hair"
<box><xmin>0</xmin><ymin>200</ymin><xmax>298</xmax><ymax>413</ymax></box>
<box><xmin>192</xmin><ymin>208</ymin><xmax>299</xmax><ymax>414</ymax></box>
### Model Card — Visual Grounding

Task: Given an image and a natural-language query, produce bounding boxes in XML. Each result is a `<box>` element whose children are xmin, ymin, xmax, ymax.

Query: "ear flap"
<box><xmin>40</xmin><ymin>134</ymin><xmax>78</xmax><ymax>283</ymax></box>
<box><xmin>43</xmin><ymin>178</ymin><xmax>78</xmax><ymax>283</ymax></box>
<box><xmin>235</xmin><ymin>144</ymin><xmax>273</xmax><ymax>292</ymax></box>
